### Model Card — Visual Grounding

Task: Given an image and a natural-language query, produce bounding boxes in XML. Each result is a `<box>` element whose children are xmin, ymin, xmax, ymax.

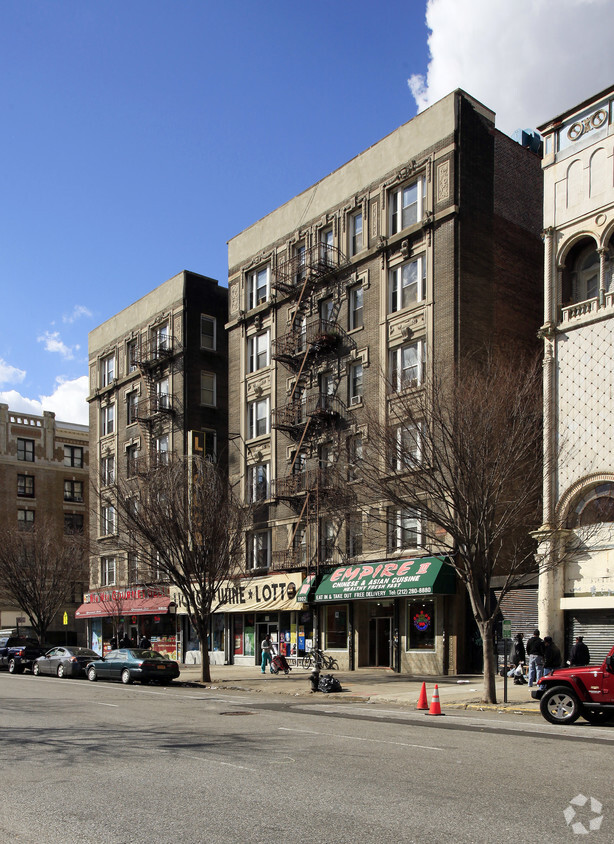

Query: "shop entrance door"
<box><xmin>255</xmin><ymin>622</ymin><xmax>278</xmax><ymax>667</ymax></box>
<box><xmin>368</xmin><ymin>617</ymin><xmax>392</xmax><ymax>667</ymax></box>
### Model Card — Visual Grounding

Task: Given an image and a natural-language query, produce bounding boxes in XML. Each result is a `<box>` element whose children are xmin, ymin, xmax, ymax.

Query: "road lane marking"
<box><xmin>279</xmin><ymin>726</ymin><xmax>441</xmax><ymax>751</ymax></box>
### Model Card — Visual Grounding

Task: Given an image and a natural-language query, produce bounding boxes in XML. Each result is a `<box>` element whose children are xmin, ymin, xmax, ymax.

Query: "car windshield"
<box><xmin>129</xmin><ymin>649</ymin><xmax>165</xmax><ymax>660</ymax></box>
<box><xmin>71</xmin><ymin>648</ymin><xmax>100</xmax><ymax>657</ymax></box>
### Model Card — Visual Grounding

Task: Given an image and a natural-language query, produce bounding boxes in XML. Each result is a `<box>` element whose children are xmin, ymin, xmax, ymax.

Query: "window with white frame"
<box><xmin>247</xmin><ymin>266</ymin><xmax>270</xmax><ymax>310</ymax></box>
<box><xmin>154</xmin><ymin>322</ymin><xmax>169</xmax><ymax>354</ymax></box>
<box><xmin>295</xmin><ymin>244</ymin><xmax>306</xmax><ymax>283</ymax></box>
<box><xmin>320</xmin><ymin>519</ymin><xmax>336</xmax><ymax>560</ymax></box>
<box><xmin>349</xmin><ymin>284</ymin><xmax>364</xmax><ymax>329</ymax></box>
<box><xmin>349</xmin><ymin>211</ymin><xmax>363</xmax><ymax>256</ymax></box>
<box><xmin>101</xmin><ymin>504</ymin><xmax>117</xmax><ymax>536</ymax></box>
<box><xmin>390</xmin><ymin>423</ymin><xmax>423</xmax><ymax>471</ymax></box>
<box><xmin>101</xmin><ymin>354</ymin><xmax>115</xmax><ymax>387</ymax></box>
<box><xmin>128</xmin><ymin>551</ymin><xmax>139</xmax><ymax>583</ymax></box>
<box><xmin>349</xmin><ymin>361</ymin><xmax>363</xmax><ymax>404</ymax></box>
<box><xmin>248</xmin><ymin>462</ymin><xmax>270</xmax><ymax>502</ymax></box>
<box><xmin>248</xmin><ymin>529</ymin><xmax>271</xmax><ymax>569</ymax></box>
<box><xmin>126</xmin><ymin>444</ymin><xmax>140</xmax><ymax>477</ymax></box>
<box><xmin>347</xmin><ymin>514</ymin><xmax>363</xmax><ymax>558</ymax></box>
<box><xmin>100</xmin><ymin>556</ymin><xmax>116</xmax><ymax>586</ymax></box>
<box><xmin>100</xmin><ymin>455</ymin><xmax>115</xmax><ymax>486</ymax></box>
<box><xmin>320</xmin><ymin>228</ymin><xmax>334</xmax><ymax>265</ymax></box>
<box><xmin>200</xmin><ymin>372</ymin><xmax>216</xmax><ymax>407</ymax></box>
<box><xmin>155</xmin><ymin>434</ymin><xmax>169</xmax><ymax>465</ymax></box>
<box><xmin>389</xmin><ymin>256</ymin><xmax>426</xmax><ymax>312</ymax></box>
<box><xmin>126</xmin><ymin>390</ymin><xmax>139</xmax><ymax>424</ymax></box>
<box><xmin>101</xmin><ymin>404</ymin><xmax>115</xmax><ymax>436</ymax></box>
<box><xmin>389</xmin><ymin>177</ymin><xmax>426</xmax><ymax>235</ymax></box>
<box><xmin>389</xmin><ymin>340</ymin><xmax>425</xmax><ymax>391</ymax></box>
<box><xmin>248</xmin><ymin>330</ymin><xmax>270</xmax><ymax>372</ymax></box>
<box><xmin>347</xmin><ymin>434</ymin><xmax>363</xmax><ymax>481</ymax></box>
<box><xmin>200</xmin><ymin>315</ymin><xmax>216</xmax><ymax>351</ymax></box>
<box><xmin>247</xmin><ymin>397</ymin><xmax>270</xmax><ymax>439</ymax></box>
<box><xmin>293</xmin><ymin>525</ymin><xmax>307</xmax><ymax>564</ymax></box>
<box><xmin>320</xmin><ymin>297</ymin><xmax>334</xmax><ymax>323</ymax></box>
<box><xmin>388</xmin><ymin>507</ymin><xmax>422</xmax><ymax>551</ymax></box>
<box><xmin>156</xmin><ymin>377</ymin><xmax>170</xmax><ymax>411</ymax></box>
<box><xmin>127</xmin><ymin>339</ymin><xmax>138</xmax><ymax>373</ymax></box>
<box><xmin>319</xmin><ymin>371</ymin><xmax>334</xmax><ymax>398</ymax></box>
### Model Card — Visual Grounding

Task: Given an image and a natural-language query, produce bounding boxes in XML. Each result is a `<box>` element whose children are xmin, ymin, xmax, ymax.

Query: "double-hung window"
<box><xmin>391</xmin><ymin>423</ymin><xmax>422</xmax><ymax>471</ymax></box>
<box><xmin>127</xmin><ymin>391</ymin><xmax>139</xmax><ymax>424</ymax></box>
<box><xmin>18</xmin><ymin>509</ymin><xmax>34</xmax><ymax>529</ymax></box>
<box><xmin>126</xmin><ymin>444</ymin><xmax>140</xmax><ymax>477</ymax></box>
<box><xmin>248</xmin><ymin>462</ymin><xmax>270</xmax><ymax>502</ymax></box>
<box><xmin>389</xmin><ymin>177</ymin><xmax>426</xmax><ymax>234</ymax></box>
<box><xmin>320</xmin><ymin>229</ymin><xmax>334</xmax><ymax>265</ymax></box>
<box><xmin>347</xmin><ymin>514</ymin><xmax>363</xmax><ymax>558</ymax></box>
<box><xmin>388</xmin><ymin>507</ymin><xmax>422</xmax><ymax>551</ymax></box>
<box><xmin>248</xmin><ymin>331</ymin><xmax>270</xmax><ymax>372</ymax></box>
<box><xmin>17</xmin><ymin>438</ymin><xmax>35</xmax><ymax>462</ymax></box>
<box><xmin>156</xmin><ymin>377</ymin><xmax>170</xmax><ymax>411</ymax></box>
<box><xmin>154</xmin><ymin>322</ymin><xmax>169</xmax><ymax>355</ymax></box>
<box><xmin>127</xmin><ymin>339</ymin><xmax>138</xmax><ymax>373</ymax></box>
<box><xmin>17</xmin><ymin>474</ymin><xmax>34</xmax><ymax>497</ymax></box>
<box><xmin>100</xmin><ymin>556</ymin><xmax>116</xmax><ymax>586</ymax></box>
<box><xmin>64</xmin><ymin>445</ymin><xmax>83</xmax><ymax>468</ymax></box>
<box><xmin>200</xmin><ymin>372</ymin><xmax>216</xmax><ymax>407</ymax></box>
<box><xmin>347</xmin><ymin>434</ymin><xmax>363</xmax><ymax>481</ymax></box>
<box><xmin>349</xmin><ymin>284</ymin><xmax>364</xmax><ymax>329</ymax></box>
<box><xmin>389</xmin><ymin>256</ymin><xmax>426</xmax><ymax>312</ymax></box>
<box><xmin>100</xmin><ymin>455</ymin><xmax>115</xmax><ymax>486</ymax></box>
<box><xmin>247</xmin><ymin>267</ymin><xmax>270</xmax><ymax>310</ymax></box>
<box><xmin>247</xmin><ymin>397</ymin><xmax>270</xmax><ymax>439</ymax></box>
<box><xmin>295</xmin><ymin>245</ymin><xmax>306</xmax><ymax>284</ymax></box>
<box><xmin>64</xmin><ymin>513</ymin><xmax>84</xmax><ymax>534</ymax></box>
<box><xmin>389</xmin><ymin>341</ymin><xmax>425</xmax><ymax>391</ymax></box>
<box><xmin>349</xmin><ymin>362</ymin><xmax>363</xmax><ymax>405</ymax></box>
<box><xmin>101</xmin><ymin>504</ymin><xmax>117</xmax><ymax>536</ymax></box>
<box><xmin>350</xmin><ymin>212</ymin><xmax>363</xmax><ymax>256</ymax></box>
<box><xmin>101</xmin><ymin>404</ymin><xmax>115</xmax><ymax>436</ymax></box>
<box><xmin>248</xmin><ymin>530</ymin><xmax>271</xmax><ymax>569</ymax></box>
<box><xmin>101</xmin><ymin>354</ymin><xmax>115</xmax><ymax>387</ymax></box>
<box><xmin>128</xmin><ymin>552</ymin><xmax>139</xmax><ymax>583</ymax></box>
<box><xmin>200</xmin><ymin>315</ymin><xmax>216</xmax><ymax>351</ymax></box>
<box><xmin>155</xmin><ymin>434</ymin><xmax>169</xmax><ymax>466</ymax></box>
<box><xmin>64</xmin><ymin>480</ymin><xmax>84</xmax><ymax>503</ymax></box>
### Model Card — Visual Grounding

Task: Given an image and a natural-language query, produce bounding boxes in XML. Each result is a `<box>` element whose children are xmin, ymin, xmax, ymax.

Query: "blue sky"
<box><xmin>1</xmin><ymin>0</ymin><xmax>612</xmax><ymax>424</ymax></box>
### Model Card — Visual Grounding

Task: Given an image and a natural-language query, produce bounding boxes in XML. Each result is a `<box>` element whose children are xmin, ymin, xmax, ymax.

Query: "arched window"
<box><xmin>568</xmin><ymin>483</ymin><xmax>614</xmax><ymax>527</ymax></box>
<box><xmin>571</xmin><ymin>245</ymin><xmax>599</xmax><ymax>303</ymax></box>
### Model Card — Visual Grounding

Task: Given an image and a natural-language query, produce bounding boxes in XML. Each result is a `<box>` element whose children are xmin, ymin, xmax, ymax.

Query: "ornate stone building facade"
<box><xmin>537</xmin><ymin>86</ymin><xmax>614</xmax><ymax>661</ymax></box>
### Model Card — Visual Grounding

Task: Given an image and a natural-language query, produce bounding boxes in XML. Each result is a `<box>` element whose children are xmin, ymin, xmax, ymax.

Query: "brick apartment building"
<box><xmin>0</xmin><ymin>403</ymin><xmax>89</xmax><ymax>642</ymax></box>
<box><xmin>224</xmin><ymin>89</ymin><xmax>544</xmax><ymax>674</ymax></box>
<box><xmin>83</xmin><ymin>270</ymin><xmax>228</xmax><ymax>660</ymax></box>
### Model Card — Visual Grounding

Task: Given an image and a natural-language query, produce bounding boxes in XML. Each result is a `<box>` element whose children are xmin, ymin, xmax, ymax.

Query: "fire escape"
<box><xmin>269</xmin><ymin>242</ymin><xmax>356</xmax><ymax>572</ymax></box>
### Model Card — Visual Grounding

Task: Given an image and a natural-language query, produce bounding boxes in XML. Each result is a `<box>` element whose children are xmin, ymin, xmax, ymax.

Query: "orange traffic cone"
<box><xmin>426</xmin><ymin>683</ymin><xmax>443</xmax><ymax>716</ymax></box>
<box><xmin>416</xmin><ymin>682</ymin><xmax>429</xmax><ymax>710</ymax></box>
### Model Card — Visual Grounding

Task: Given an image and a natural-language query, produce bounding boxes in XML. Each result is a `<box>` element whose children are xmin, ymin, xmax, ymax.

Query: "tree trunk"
<box><xmin>200</xmin><ymin>642</ymin><xmax>211</xmax><ymax>684</ymax></box>
<box><xmin>479</xmin><ymin>619</ymin><xmax>497</xmax><ymax>704</ymax></box>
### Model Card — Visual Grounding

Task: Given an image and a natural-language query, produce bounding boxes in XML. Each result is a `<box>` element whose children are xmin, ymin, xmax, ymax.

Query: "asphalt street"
<box><xmin>1</xmin><ymin>672</ymin><xmax>612</xmax><ymax>843</ymax></box>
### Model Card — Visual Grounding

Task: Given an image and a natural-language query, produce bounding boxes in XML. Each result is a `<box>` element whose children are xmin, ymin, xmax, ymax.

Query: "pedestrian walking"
<box><xmin>507</xmin><ymin>633</ymin><xmax>526</xmax><ymax>680</ymax></box>
<box><xmin>526</xmin><ymin>629</ymin><xmax>545</xmax><ymax>687</ymax></box>
<box><xmin>569</xmin><ymin>635</ymin><xmax>590</xmax><ymax>666</ymax></box>
<box><xmin>542</xmin><ymin>636</ymin><xmax>561</xmax><ymax>676</ymax></box>
<box><xmin>139</xmin><ymin>635</ymin><xmax>151</xmax><ymax>649</ymax></box>
<box><xmin>260</xmin><ymin>634</ymin><xmax>275</xmax><ymax>674</ymax></box>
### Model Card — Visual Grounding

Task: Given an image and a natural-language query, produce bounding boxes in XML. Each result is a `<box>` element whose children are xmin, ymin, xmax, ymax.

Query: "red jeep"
<box><xmin>532</xmin><ymin>645</ymin><xmax>614</xmax><ymax>725</ymax></box>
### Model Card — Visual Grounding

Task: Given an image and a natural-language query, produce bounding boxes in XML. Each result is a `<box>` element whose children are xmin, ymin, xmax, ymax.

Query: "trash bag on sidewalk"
<box><xmin>318</xmin><ymin>674</ymin><xmax>342</xmax><ymax>693</ymax></box>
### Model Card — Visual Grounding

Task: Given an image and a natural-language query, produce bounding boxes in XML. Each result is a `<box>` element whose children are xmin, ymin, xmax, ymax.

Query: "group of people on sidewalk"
<box><xmin>506</xmin><ymin>630</ymin><xmax>590</xmax><ymax>687</ymax></box>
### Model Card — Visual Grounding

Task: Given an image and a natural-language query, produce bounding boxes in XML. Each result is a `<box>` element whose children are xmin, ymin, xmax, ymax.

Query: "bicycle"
<box><xmin>301</xmin><ymin>648</ymin><xmax>339</xmax><ymax>671</ymax></box>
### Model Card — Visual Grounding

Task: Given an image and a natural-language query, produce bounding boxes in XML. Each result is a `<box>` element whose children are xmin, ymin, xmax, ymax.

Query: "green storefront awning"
<box><xmin>314</xmin><ymin>556</ymin><xmax>456</xmax><ymax>603</ymax></box>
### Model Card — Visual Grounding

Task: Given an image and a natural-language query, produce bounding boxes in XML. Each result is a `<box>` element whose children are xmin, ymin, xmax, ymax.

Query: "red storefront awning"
<box><xmin>75</xmin><ymin>595</ymin><xmax>174</xmax><ymax>619</ymax></box>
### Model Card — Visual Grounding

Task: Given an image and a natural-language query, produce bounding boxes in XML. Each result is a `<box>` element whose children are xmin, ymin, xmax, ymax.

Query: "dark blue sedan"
<box><xmin>85</xmin><ymin>648</ymin><xmax>180</xmax><ymax>685</ymax></box>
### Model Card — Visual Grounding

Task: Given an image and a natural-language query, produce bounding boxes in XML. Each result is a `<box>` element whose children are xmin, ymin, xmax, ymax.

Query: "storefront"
<box><xmin>75</xmin><ymin>587</ymin><xmax>177</xmax><ymax>658</ymax></box>
<box><xmin>313</xmin><ymin>556</ymin><xmax>458</xmax><ymax>674</ymax></box>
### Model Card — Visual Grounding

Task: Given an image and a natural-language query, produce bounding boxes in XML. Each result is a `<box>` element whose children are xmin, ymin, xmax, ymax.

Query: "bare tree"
<box><xmin>111</xmin><ymin>455</ymin><xmax>247</xmax><ymax>683</ymax></box>
<box><xmin>0</xmin><ymin>516</ymin><xmax>88</xmax><ymax>644</ymax></box>
<box><xmin>361</xmin><ymin>348</ymin><xmax>547</xmax><ymax>703</ymax></box>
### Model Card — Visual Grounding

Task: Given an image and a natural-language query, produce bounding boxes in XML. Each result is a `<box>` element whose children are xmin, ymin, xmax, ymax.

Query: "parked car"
<box><xmin>531</xmin><ymin>644</ymin><xmax>614</xmax><ymax>725</ymax></box>
<box><xmin>85</xmin><ymin>649</ymin><xmax>180</xmax><ymax>686</ymax></box>
<box><xmin>0</xmin><ymin>636</ymin><xmax>49</xmax><ymax>673</ymax></box>
<box><xmin>32</xmin><ymin>646</ymin><xmax>101</xmax><ymax>678</ymax></box>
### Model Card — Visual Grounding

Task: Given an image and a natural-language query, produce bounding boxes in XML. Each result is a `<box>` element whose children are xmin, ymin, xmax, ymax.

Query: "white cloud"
<box><xmin>409</xmin><ymin>0</ymin><xmax>614</xmax><ymax>136</ymax></box>
<box><xmin>37</xmin><ymin>330</ymin><xmax>75</xmax><ymax>360</ymax></box>
<box><xmin>0</xmin><ymin>358</ymin><xmax>26</xmax><ymax>387</ymax></box>
<box><xmin>63</xmin><ymin>305</ymin><xmax>93</xmax><ymax>324</ymax></box>
<box><xmin>0</xmin><ymin>375</ymin><xmax>89</xmax><ymax>425</ymax></box>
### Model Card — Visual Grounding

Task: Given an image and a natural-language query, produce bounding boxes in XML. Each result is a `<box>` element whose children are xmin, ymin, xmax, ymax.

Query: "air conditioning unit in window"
<box><xmin>350</xmin><ymin>395</ymin><xmax>362</xmax><ymax>406</ymax></box>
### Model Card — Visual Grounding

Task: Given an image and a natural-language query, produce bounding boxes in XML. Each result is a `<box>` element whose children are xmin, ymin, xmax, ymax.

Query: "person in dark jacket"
<box><xmin>526</xmin><ymin>629</ymin><xmax>545</xmax><ymax>687</ymax></box>
<box><xmin>569</xmin><ymin>636</ymin><xmax>590</xmax><ymax>666</ymax></box>
<box><xmin>511</xmin><ymin>633</ymin><xmax>525</xmax><ymax>666</ymax></box>
<box><xmin>543</xmin><ymin>636</ymin><xmax>561</xmax><ymax>676</ymax></box>
<box><xmin>139</xmin><ymin>635</ymin><xmax>151</xmax><ymax>650</ymax></box>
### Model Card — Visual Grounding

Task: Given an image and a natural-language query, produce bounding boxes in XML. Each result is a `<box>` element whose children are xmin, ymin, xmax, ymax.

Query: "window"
<box><xmin>128</xmin><ymin>552</ymin><xmax>139</xmax><ymax>583</ymax></box>
<box><xmin>101</xmin><ymin>505</ymin><xmax>117</xmax><ymax>536</ymax></box>
<box><xmin>247</xmin><ymin>397</ymin><xmax>270</xmax><ymax>439</ymax></box>
<box><xmin>324</xmin><ymin>605</ymin><xmax>348</xmax><ymax>650</ymax></box>
<box><xmin>248</xmin><ymin>462</ymin><xmax>270</xmax><ymax>502</ymax></box>
<box><xmin>389</xmin><ymin>177</ymin><xmax>426</xmax><ymax>234</ymax></box>
<box><xmin>347</xmin><ymin>434</ymin><xmax>363</xmax><ymax>481</ymax></box>
<box><xmin>127</xmin><ymin>339</ymin><xmax>138</xmax><ymax>373</ymax></box>
<box><xmin>101</xmin><ymin>354</ymin><xmax>115</xmax><ymax>387</ymax></box>
<box><xmin>293</xmin><ymin>526</ymin><xmax>307</xmax><ymax>565</ymax></box>
<box><xmin>389</xmin><ymin>257</ymin><xmax>426</xmax><ymax>312</ymax></box>
<box><xmin>389</xmin><ymin>341</ymin><xmax>425</xmax><ymax>391</ymax></box>
<box><xmin>349</xmin><ymin>362</ymin><xmax>363</xmax><ymax>405</ymax></box>
<box><xmin>320</xmin><ymin>229</ymin><xmax>334</xmax><ymax>265</ymax></box>
<box><xmin>17</xmin><ymin>509</ymin><xmax>34</xmax><ymax>530</ymax></box>
<box><xmin>64</xmin><ymin>445</ymin><xmax>83</xmax><ymax>468</ymax></box>
<box><xmin>295</xmin><ymin>245</ymin><xmax>306</xmax><ymax>283</ymax></box>
<box><xmin>408</xmin><ymin>600</ymin><xmax>435</xmax><ymax>650</ymax></box>
<box><xmin>100</xmin><ymin>556</ymin><xmax>116</xmax><ymax>586</ymax></box>
<box><xmin>101</xmin><ymin>404</ymin><xmax>114</xmax><ymax>436</ymax></box>
<box><xmin>320</xmin><ymin>519</ymin><xmax>336</xmax><ymax>560</ymax></box>
<box><xmin>126</xmin><ymin>444</ymin><xmax>140</xmax><ymax>477</ymax></box>
<box><xmin>319</xmin><ymin>371</ymin><xmax>334</xmax><ymax>398</ymax></box>
<box><xmin>248</xmin><ymin>331</ymin><xmax>270</xmax><ymax>372</ymax></box>
<box><xmin>569</xmin><ymin>483</ymin><xmax>614</xmax><ymax>527</ymax></box>
<box><xmin>320</xmin><ymin>297</ymin><xmax>334</xmax><ymax>324</ymax></box>
<box><xmin>349</xmin><ymin>284</ymin><xmax>364</xmax><ymax>329</ymax></box>
<box><xmin>247</xmin><ymin>266</ymin><xmax>270</xmax><ymax>310</ymax></box>
<box><xmin>319</xmin><ymin>442</ymin><xmax>334</xmax><ymax>470</ymax></box>
<box><xmin>390</xmin><ymin>424</ymin><xmax>422</xmax><ymax>471</ymax></box>
<box><xmin>154</xmin><ymin>322</ymin><xmax>169</xmax><ymax>354</ymax></box>
<box><xmin>571</xmin><ymin>246</ymin><xmax>600</xmax><ymax>303</ymax></box>
<box><xmin>64</xmin><ymin>480</ymin><xmax>84</xmax><ymax>502</ymax></box>
<box><xmin>17</xmin><ymin>475</ymin><xmax>34</xmax><ymax>498</ymax></box>
<box><xmin>347</xmin><ymin>515</ymin><xmax>363</xmax><ymax>558</ymax></box>
<box><xmin>127</xmin><ymin>391</ymin><xmax>139</xmax><ymax>424</ymax></box>
<box><xmin>200</xmin><ymin>315</ymin><xmax>216</xmax><ymax>351</ymax></box>
<box><xmin>388</xmin><ymin>507</ymin><xmax>422</xmax><ymax>550</ymax></box>
<box><xmin>64</xmin><ymin>513</ymin><xmax>84</xmax><ymax>534</ymax></box>
<box><xmin>17</xmin><ymin>438</ymin><xmax>35</xmax><ymax>462</ymax></box>
<box><xmin>350</xmin><ymin>211</ymin><xmax>363</xmax><ymax>256</ymax></box>
<box><xmin>248</xmin><ymin>530</ymin><xmax>271</xmax><ymax>569</ymax></box>
<box><xmin>155</xmin><ymin>435</ymin><xmax>169</xmax><ymax>466</ymax></box>
<box><xmin>156</xmin><ymin>377</ymin><xmax>170</xmax><ymax>411</ymax></box>
<box><xmin>200</xmin><ymin>372</ymin><xmax>216</xmax><ymax>407</ymax></box>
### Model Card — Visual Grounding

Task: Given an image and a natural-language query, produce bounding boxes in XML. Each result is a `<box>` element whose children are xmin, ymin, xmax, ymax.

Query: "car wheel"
<box><xmin>8</xmin><ymin>659</ymin><xmax>21</xmax><ymax>674</ymax></box>
<box><xmin>583</xmin><ymin>708</ymin><xmax>614</xmax><ymax>725</ymax></box>
<box><xmin>121</xmin><ymin>669</ymin><xmax>133</xmax><ymax>685</ymax></box>
<box><xmin>540</xmin><ymin>685</ymin><xmax>581</xmax><ymax>725</ymax></box>
<box><xmin>32</xmin><ymin>662</ymin><xmax>41</xmax><ymax>676</ymax></box>
<box><xmin>57</xmin><ymin>664</ymin><xmax>66</xmax><ymax>679</ymax></box>
<box><xmin>87</xmin><ymin>666</ymin><xmax>97</xmax><ymax>682</ymax></box>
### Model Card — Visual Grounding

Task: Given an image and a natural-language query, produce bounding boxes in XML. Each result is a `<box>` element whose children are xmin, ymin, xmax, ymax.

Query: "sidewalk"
<box><xmin>176</xmin><ymin>663</ymin><xmax>541</xmax><ymax>714</ymax></box>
